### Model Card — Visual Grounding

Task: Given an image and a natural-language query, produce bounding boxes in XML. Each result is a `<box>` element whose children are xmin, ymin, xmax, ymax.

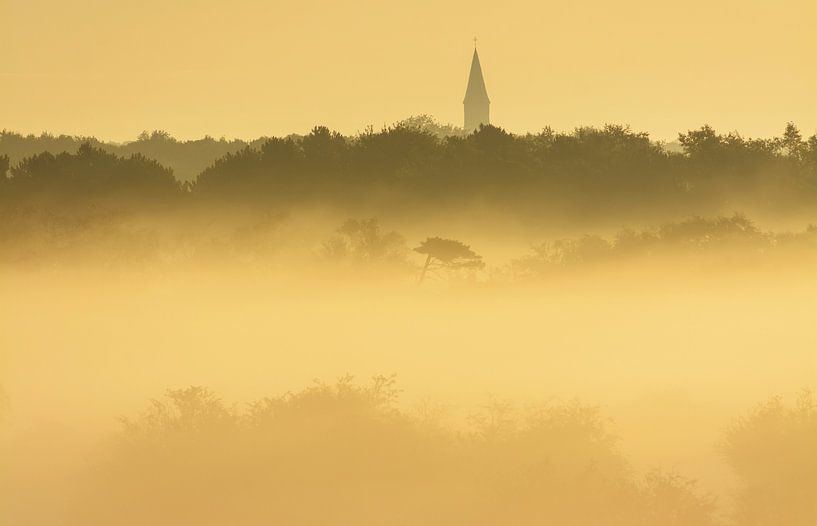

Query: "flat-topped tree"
<box><xmin>414</xmin><ymin>237</ymin><xmax>484</xmax><ymax>284</ymax></box>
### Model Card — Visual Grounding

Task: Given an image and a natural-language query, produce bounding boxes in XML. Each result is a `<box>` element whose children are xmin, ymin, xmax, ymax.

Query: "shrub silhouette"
<box><xmin>511</xmin><ymin>214</ymin><xmax>813</xmax><ymax>277</ymax></box>
<box><xmin>722</xmin><ymin>390</ymin><xmax>817</xmax><ymax>526</ymax></box>
<box><xmin>321</xmin><ymin>218</ymin><xmax>409</xmax><ymax>271</ymax></box>
<box><xmin>74</xmin><ymin>377</ymin><xmax>721</xmax><ymax>526</ymax></box>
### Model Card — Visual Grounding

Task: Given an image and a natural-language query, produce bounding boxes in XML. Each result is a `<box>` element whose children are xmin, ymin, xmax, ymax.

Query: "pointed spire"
<box><xmin>463</xmin><ymin>43</ymin><xmax>490</xmax><ymax>131</ymax></box>
<box><xmin>464</xmin><ymin>48</ymin><xmax>489</xmax><ymax>104</ymax></box>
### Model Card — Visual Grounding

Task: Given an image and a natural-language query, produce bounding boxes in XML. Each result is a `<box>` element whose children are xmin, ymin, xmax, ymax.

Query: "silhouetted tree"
<box><xmin>778</xmin><ymin>122</ymin><xmax>806</xmax><ymax>159</ymax></box>
<box><xmin>414</xmin><ymin>237</ymin><xmax>483</xmax><ymax>284</ymax></box>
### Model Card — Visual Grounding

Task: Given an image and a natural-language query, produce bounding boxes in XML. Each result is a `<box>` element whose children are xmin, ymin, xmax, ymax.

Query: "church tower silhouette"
<box><xmin>463</xmin><ymin>45</ymin><xmax>490</xmax><ymax>132</ymax></box>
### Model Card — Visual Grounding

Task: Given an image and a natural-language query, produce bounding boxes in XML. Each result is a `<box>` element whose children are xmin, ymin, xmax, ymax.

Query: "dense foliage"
<box><xmin>0</xmin><ymin>144</ymin><xmax>180</xmax><ymax>209</ymax></box>
<box><xmin>2</xmin><ymin>121</ymin><xmax>816</xmax><ymax>221</ymax></box>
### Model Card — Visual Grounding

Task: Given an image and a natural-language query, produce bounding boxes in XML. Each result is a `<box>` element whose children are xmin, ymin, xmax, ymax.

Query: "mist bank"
<box><xmin>2</xmin><ymin>239</ymin><xmax>814</xmax><ymax>526</ymax></box>
<box><xmin>1</xmin><ymin>203</ymin><xmax>815</xmax><ymax>285</ymax></box>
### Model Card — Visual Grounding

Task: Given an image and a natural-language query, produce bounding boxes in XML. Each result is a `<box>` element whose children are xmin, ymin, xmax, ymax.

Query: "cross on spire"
<box><xmin>473</xmin><ymin>36</ymin><xmax>478</xmax><ymax>48</ymax></box>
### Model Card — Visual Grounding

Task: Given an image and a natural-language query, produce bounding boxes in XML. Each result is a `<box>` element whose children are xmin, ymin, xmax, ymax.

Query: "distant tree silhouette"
<box><xmin>639</xmin><ymin>470</ymin><xmax>718</xmax><ymax>526</ymax></box>
<box><xmin>394</xmin><ymin>114</ymin><xmax>466</xmax><ymax>139</ymax></box>
<box><xmin>3</xmin><ymin>121</ymin><xmax>817</xmax><ymax>223</ymax></box>
<box><xmin>122</xmin><ymin>386</ymin><xmax>237</xmax><ymax>440</ymax></box>
<box><xmin>414</xmin><ymin>237</ymin><xmax>483</xmax><ymax>284</ymax></box>
<box><xmin>322</xmin><ymin>218</ymin><xmax>408</xmax><ymax>270</ymax></box>
<box><xmin>510</xmin><ymin>214</ymin><xmax>808</xmax><ymax>277</ymax></box>
<box><xmin>722</xmin><ymin>390</ymin><xmax>817</xmax><ymax>526</ymax></box>
<box><xmin>3</xmin><ymin>143</ymin><xmax>179</xmax><ymax>209</ymax></box>
<box><xmin>779</xmin><ymin>122</ymin><xmax>806</xmax><ymax>159</ymax></box>
<box><xmin>74</xmin><ymin>377</ymin><xmax>721</xmax><ymax>526</ymax></box>
<box><xmin>0</xmin><ymin>129</ymin><xmax>248</xmax><ymax>182</ymax></box>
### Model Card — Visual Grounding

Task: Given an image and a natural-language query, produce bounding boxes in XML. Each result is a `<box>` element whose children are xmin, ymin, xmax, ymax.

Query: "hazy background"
<box><xmin>2</xmin><ymin>0</ymin><xmax>816</xmax><ymax>141</ymax></box>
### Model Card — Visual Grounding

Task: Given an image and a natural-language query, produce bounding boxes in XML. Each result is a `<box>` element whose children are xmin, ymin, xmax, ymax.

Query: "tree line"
<box><xmin>0</xmin><ymin>129</ymin><xmax>256</xmax><ymax>182</ymax></box>
<box><xmin>1</xmin><ymin>120</ymin><xmax>815</xmax><ymax>221</ymax></box>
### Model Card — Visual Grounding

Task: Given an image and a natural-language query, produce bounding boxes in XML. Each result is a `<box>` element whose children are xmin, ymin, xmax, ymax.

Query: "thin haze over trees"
<box><xmin>55</xmin><ymin>378</ymin><xmax>816</xmax><ymax>526</ymax></box>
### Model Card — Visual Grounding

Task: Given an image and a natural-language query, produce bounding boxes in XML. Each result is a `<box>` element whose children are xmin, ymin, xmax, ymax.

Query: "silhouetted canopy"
<box><xmin>414</xmin><ymin>237</ymin><xmax>483</xmax><ymax>267</ymax></box>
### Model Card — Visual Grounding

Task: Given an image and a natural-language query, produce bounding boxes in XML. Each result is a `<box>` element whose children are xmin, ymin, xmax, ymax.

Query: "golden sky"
<box><xmin>2</xmin><ymin>0</ymin><xmax>815</xmax><ymax>141</ymax></box>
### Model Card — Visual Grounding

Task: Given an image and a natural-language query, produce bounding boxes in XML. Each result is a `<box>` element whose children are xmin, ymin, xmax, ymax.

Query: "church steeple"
<box><xmin>463</xmin><ymin>45</ymin><xmax>490</xmax><ymax>132</ymax></box>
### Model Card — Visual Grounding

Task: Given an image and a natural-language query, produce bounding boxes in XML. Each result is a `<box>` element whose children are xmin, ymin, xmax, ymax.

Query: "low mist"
<box><xmin>2</xmin><ymin>205</ymin><xmax>816</xmax><ymax>526</ymax></box>
<box><xmin>1</xmin><ymin>121</ymin><xmax>816</xmax><ymax>525</ymax></box>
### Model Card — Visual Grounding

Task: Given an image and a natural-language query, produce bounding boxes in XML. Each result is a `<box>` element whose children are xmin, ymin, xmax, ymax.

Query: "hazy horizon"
<box><xmin>0</xmin><ymin>120</ymin><xmax>806</xmax><ymax>146</ymax></box>
<box><xmin>3</xmin><ymin>0</ymin><xmax>816</xmax><ymax>142</ymax></box>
